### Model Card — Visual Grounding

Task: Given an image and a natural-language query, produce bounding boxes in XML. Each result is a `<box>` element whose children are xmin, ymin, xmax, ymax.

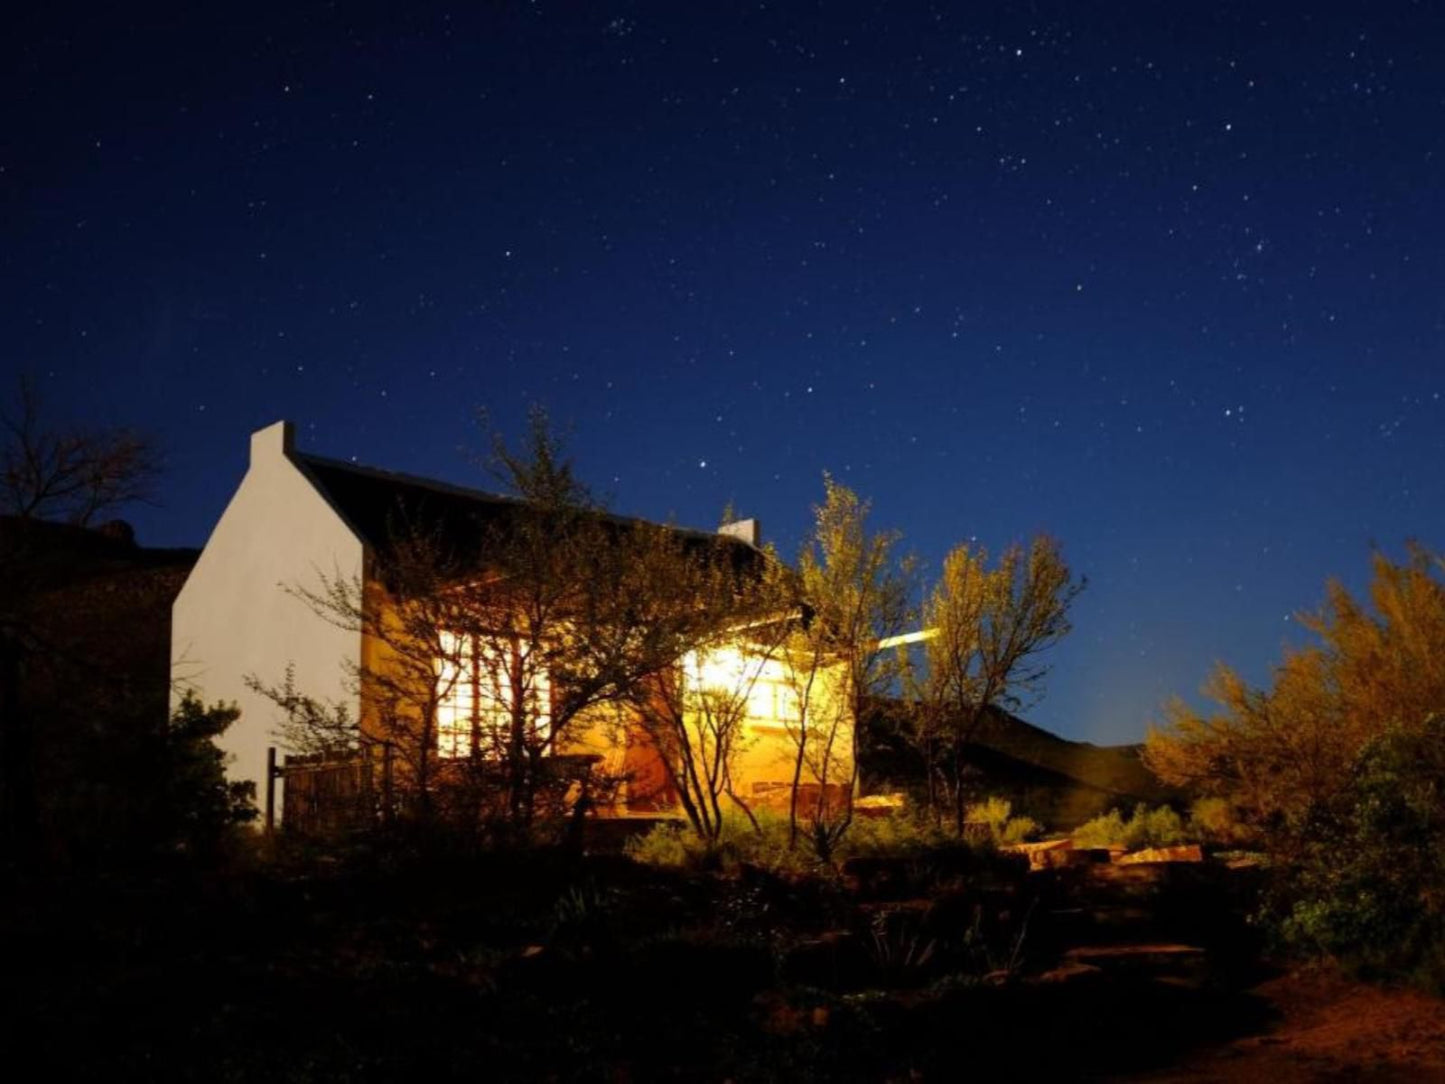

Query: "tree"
<box><xmin>1</xmin><ymin>375</ymin><xmax>160</xmax><ymax>525</ymax></box>
<box><xmin>619</xmin><ymin>543</ymin><xmax>794</xmax><ymax>848</ymax></box>
<box><xmin>908</xmin><ymin>535</ymin><xmax>1081</xmax><ymax>835</ymax></box>
<box><xmin>1145</xmin><ymin>544</ymin><xmax>1445</xmax><ymax>845</ymax></box>
<box><xmin>152</xmin><ymin>696</ymin><xmax>257</xmax><ymax>858</ymax></box>
<box><xmin>778</xmin><ymin>475</ymin><xmax>911</xmax><ymax>859</ymax></box>
<box><xmin>1278</xmin><ymin>715</ymin><xmax>1445</xmax><ymax>983</ymax></box>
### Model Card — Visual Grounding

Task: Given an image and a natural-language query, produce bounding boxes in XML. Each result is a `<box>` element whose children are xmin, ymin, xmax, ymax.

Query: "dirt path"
<box><xmin>1129</xmin><ymin>971</ymin><xmax>1445</xmax><ymax>1082</ymax></box>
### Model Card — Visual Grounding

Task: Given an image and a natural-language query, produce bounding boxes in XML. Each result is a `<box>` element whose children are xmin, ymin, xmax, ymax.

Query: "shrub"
<box><xmin>626</xmin><ymin>805</ymin><xmax>1023</xmax><ymax>877</ymax></box>
<box><xmin>1187</xmin><ymin>796</ymin><xmax>1255</xmax><ymax>847</ymax></box>
<box><xmin>1272</xmin><ymin>717</ymin><xmax>1445</xmax><ymax>990</ymax></box>
<box><xmin>998</xmin><ymin>815</ymin><xmax>1041</xmax><ymax>846</ymax></box>
<box><xmin>624</xmin><ymin>821</ymin><xmax>693</xmax><ymax>868</ymax></box>
<box><xmin>625</xmin><ymin>811</ymin><xmax>824</xmax><ymax>876</ymax></box>
<box><xmin>843</xmin><ymin>811</ymin><xmax>952</xmax><ymax>858</ymax></box>
<box><xmin>963</xmin><ymin>796</ymin><xmax>1041</xmax><ymax>846</ymax></box>
<box><xmin>1070</xmin><ymin>808</ymin><xmax>1127</xmax><ymax>849</ymax></box>
<box><xmin>1071</xmin><ymin>804</ymin><xmax>1187</xmax><ymax>851</ymax></box>
<box><xmin>1128</xmin><ymin>804</ymin><xmax>1185</xmax><ymax>848</ymax></box>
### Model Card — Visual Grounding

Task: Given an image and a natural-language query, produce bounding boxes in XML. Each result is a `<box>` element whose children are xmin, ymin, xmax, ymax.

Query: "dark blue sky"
<box><xmin>6</xmin><ymin>2</ymin><xmax>1443</xmax><ymax>744</ymax></box>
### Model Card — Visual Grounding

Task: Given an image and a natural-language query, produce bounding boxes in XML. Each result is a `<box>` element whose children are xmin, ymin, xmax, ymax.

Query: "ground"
<box><xmin>1133</xmin><ymin>971</ymin><xmax>1445</xmax><ymax>1083</ymax></box>
<box><xmin>6</xmin><ymin>847</ymin><xmax>1445</xmax><ymax>1081</ymax></box>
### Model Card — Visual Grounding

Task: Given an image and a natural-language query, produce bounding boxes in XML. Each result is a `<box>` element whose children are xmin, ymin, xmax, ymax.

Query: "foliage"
<box><xmin>864</xmin><ymin>909</ymin><xmax>936</xmax><ymax>985</ymax></box>
<box><xmin>1274</xmin><ymin>717</ymin><xmax>1445</xmax><ymax>988</ymax></box>
<box><xmin>964</xmin><ymin>796</ymin><xmax>1040</xmax><ymax>845</ymax></box>
<box><xmin>155</xmin><ymin>695</ymin><xmax>258</xmax><ymax>858</ymax></box>
<box><xmin>1187</xmin><ymin>796</ymin><xmax>1255</xmax><ymax>848</ymax></box>
<box><xmin>1072</xmin><ymin>804</ymin><xmax>1187</xmax><ymax>850</ymax></box>
<box><xmin>624</xmin><ymin>821</ymin><xmax>696</xmax><ymax>868</ymax></box>
<box><xmin>1145</xmin><ymin>544</ymin><xmax>1445</xmax><ymax>847</ymax></box>
<box><xmin>1147</xmin><ymin>546</ymin><xmax>1445</xmax><ymax>983</ymax></box>
<box><xmin>827</xmin><ymin>810</ymin><xmax>954</xmax><ymax>859</ymax></box>
<box><xmin>905</xmin><ymin>535</ymin><xmax>1082</xmax><ymax>835</ymax></box>
<box><xmin>626</xmin><ymin>807</ymin><xmax>1024</xmax><ymax>878</ymax></box>
<box><xmin>620</xmin><ymin>546</ymin><xmax>796</xmax><ymax>847</ymax></box>
<box><xmin>626</xmin><ymin>811</ymin><xmax>825</xmax><ymax>877</ymax></box>
<box><xmin>778</xmin><ymin>475</ymin><xmax>913</xmax><ymax>860</ymax></box>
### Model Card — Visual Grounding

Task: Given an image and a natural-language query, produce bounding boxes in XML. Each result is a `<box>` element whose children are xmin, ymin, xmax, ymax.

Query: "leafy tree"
<box><xmin>1145</xmin><ymin>544</ymin><xmax>1445</xmax><ymax>848</ymax></box>
<box><xmin>908</xmin><ymin>535</ymin><xmax>1081</xmax><ymax>835</ymax></box>
<box><xmin>152</xmin><ymin>696</ymin><xmax>257</xmax><ymax>858</ymax></box>
<box><xmin>618</xmin><ymin>543</ymin><xmax>793</xmax><ymax>848</ymax></box>
<box><xmin>778</xmin><ymin>475</ymin><xmax>912</xmax><ymax>859</ymax></box>
<box><xmin>1278</xmin><ymin>716</ymin><xmax>1445</xmax><ymax>985</ymax></box>
<box><xmin>1147</xmin><ymin>545</ymin><xmax>1445</xmax><ymax>981</ymax></box>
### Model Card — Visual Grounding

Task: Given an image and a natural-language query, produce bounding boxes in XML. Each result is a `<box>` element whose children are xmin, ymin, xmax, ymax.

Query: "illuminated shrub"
<box><xmin>1275</xmin><ymin>717</ymin><xmax>1445</xmax><ymax>989</ymax></box>
<box><xmin>1072</xmin><ymin>804</ymin><xmax>1186</xmax><ymax>850</ymax></box>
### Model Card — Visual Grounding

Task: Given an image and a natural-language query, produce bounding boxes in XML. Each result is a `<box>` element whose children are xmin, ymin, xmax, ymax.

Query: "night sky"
<box><xmin>6</xmin><ymin>2</ymin><xmax>1443</xmax><ymax>745</ymax></box>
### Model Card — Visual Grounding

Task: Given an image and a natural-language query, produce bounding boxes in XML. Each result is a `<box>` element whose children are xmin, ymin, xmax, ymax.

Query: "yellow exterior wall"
<box><xmin>355</xmin><ymin>595</ymin><xmax>858</xmax><ymax>818</ymax></box>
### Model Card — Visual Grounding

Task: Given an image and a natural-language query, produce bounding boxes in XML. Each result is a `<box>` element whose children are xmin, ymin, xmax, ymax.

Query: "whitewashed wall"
<box><xmin>171</xmin><ymin>421</ymin><xmax>364</xmax><ymax>816</ymax></box>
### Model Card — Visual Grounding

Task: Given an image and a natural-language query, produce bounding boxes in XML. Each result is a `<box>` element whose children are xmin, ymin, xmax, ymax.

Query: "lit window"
<box><xmin>683</xmin><ymin>646</ymin><xmax>800</xmax><ymax>725</ymax></box>
<box><xmin>436</xmin><ymin>632</ymin><xmax>552</xmax><ymax>758</ymax></box>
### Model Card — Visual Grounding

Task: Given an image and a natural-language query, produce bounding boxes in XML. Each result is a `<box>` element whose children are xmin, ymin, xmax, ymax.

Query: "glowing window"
<box><xmin>683</xmin><ymin>646</ymin><xmax>800</xmax><ymax>724</ymax></box>
<box><xmin>436</xmin><ymin>632</ymin><xmax>552</xmax><ymax>758</ymax></box>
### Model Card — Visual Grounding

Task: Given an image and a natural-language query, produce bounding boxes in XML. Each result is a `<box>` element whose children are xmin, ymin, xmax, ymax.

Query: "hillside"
<box><xmin>860</xmin><ymin>700</ymin><xmax>1174</xmax><ymax>829</ymax></box>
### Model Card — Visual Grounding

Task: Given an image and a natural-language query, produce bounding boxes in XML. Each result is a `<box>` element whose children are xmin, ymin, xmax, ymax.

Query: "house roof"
<box><xmin>0</xmin><ymin>514</ymin><xmax>198</xmax><ymax>590</ymax></box>
<box><xmin>293</xmin><ymin>452</ymin><xmax>757</xmax><ymax>570</ymax></box>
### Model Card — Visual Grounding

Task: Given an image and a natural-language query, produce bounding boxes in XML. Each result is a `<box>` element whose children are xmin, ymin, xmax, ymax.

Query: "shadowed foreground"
<box><xmin>9</xmin><ymin>849</ymin><xmax>1406</xmax><ymax>1082</ymax></box>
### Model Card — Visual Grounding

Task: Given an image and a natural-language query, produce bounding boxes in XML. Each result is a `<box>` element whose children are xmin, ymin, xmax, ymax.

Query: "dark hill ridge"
<box><xmin>861</xmin><ymin>699</ymin><xmax>1172</xmax><ymax>829</ymax></box>
<box><xmin>965</xmin><ymin>705</ymin><xmax>1163</xmax><ymax>802</ymax></box>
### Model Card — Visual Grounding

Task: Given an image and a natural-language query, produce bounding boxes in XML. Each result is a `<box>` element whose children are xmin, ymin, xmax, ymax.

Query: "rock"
<box><xmin>1034</xmin><ymin>846</ymin><xmax>1112</xmax><ymax>870</ymax></box>
<box><xmin>1034</xmin><ymin>961</ymin><xmax>1105</xmax><ymax>985</ymax></box>
<box><xmin>1115</xmin><ymin>844</ymin><xmax>1204</xmax><ymax>865</ymax></box>
<box><xmin>1007</xmin><ymin>839</ymin><xmax>1073</xmax><ymax>871</ymax></box>
<box><xmin>1062</xmin><ymin>943</ymin><xmax>1210</xmax><ymax>987</ymax></box>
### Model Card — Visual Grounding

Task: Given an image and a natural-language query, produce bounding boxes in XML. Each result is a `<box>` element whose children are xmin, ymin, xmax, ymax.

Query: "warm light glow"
<box><xmin>875</xmin><ymin>627</ymin><xmax>939</xmax><ymax>651</ymax></box>
<box><xmin>684</xmin><ymin>645</ymin><xmax>799</xmax><ymax>724</ymax></box>
<box><xmin>436</xmin><ymin>631</ymin><xmax>551</xmax><ymax>758</ymax></box>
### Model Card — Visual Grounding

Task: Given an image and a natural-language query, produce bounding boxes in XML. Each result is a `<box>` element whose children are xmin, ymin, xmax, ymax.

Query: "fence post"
<box><xmin>264</xmin><ymin>746</ymin><xmax>277</xmax><ymax>834</ymax></box>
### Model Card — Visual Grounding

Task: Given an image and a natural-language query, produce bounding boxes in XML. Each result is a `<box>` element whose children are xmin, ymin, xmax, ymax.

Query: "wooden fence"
<box><xmin>266</xmin><ymin>744</ymin><xmax>394</xmax><ymax>836</ymax></box>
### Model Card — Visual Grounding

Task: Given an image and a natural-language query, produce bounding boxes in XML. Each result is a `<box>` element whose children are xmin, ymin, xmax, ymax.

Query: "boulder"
<box><xmin>1115</xmin><ymin>844</ymin><xmax>1204</xmax><ymax>865</ymax></box>
<box><xmin>1033</xmin><ymin>961</ymin><xmax>1105</xmax><ymax>985</ymax></box>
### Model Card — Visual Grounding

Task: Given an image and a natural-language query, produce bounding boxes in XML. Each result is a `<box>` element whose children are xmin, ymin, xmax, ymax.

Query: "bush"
<box><xmin>998</xmin><ymin>815</ymin><xmax>1041</xmax><ymax>846</ymax></box>
<box><xmin>624</xmin><ymin>821</ymin><xmax>693</xmax><ymax>868</ymax></box>
<box><xmin>625</xmin><ymin>812</ymin><xmax>823</xmax><ymax>876</ymax></box>
<box><xmin>963</xmin><ymin>796</ymin><xmax>1041</xmax><ymax>846</ymax></box>
<box><xmin>1272</xmin><ymin>717</ymin><xmax>1445</xmax><ymax>989</ymax></box>
<box><xmin>1071</xmin><ymin>804</ymin><xmax>1187</xmax><ymax>851</ymax></box>
<box><xmin>840</xmin><ymin>811</ymin><xmax>952</xmax><ymax>858</ymax></box>
<box><xmin>1070</xmin><ymin>808</ymin><xmax>1127</xmax><ymax>849</ymax></box>
<box><xmin>626</xmin><ymin>805</ymin><xmax>1019</xmax><ymax>877</ymax></box>
<box><xmin>1187</xmin><ymin>797</ymin><xmax>1255</xmax><ymax>848</ymax></box>
<box><xmin>1129</xmin><ymin>804</ymin><xmax>1185</xmax><ymax>848</ymax></box>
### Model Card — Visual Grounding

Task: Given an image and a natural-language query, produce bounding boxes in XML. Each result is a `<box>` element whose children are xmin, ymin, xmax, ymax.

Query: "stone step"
<box><xmin>1062</xmin><ymin>942</ymin><xmax>1211</xmax><ymax>987</ymax></box>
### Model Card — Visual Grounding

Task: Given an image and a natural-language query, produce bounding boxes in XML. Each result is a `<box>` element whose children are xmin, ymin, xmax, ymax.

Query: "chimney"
<box><xmin>250</xmin><ymin>420</ymin><xmax>295</xmax><ymax>467</ymax></box>
<box><xmin>718</xmin><ymin>517</ymin><xmax>760</xmax><ymax>547</ymax></box>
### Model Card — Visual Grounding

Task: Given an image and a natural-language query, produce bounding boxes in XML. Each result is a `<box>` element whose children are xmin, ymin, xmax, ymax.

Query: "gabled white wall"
<box><xmin>171</xmin><ymin>421</ymin><xmax>364</xmax><ymax>817</ymax></box>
